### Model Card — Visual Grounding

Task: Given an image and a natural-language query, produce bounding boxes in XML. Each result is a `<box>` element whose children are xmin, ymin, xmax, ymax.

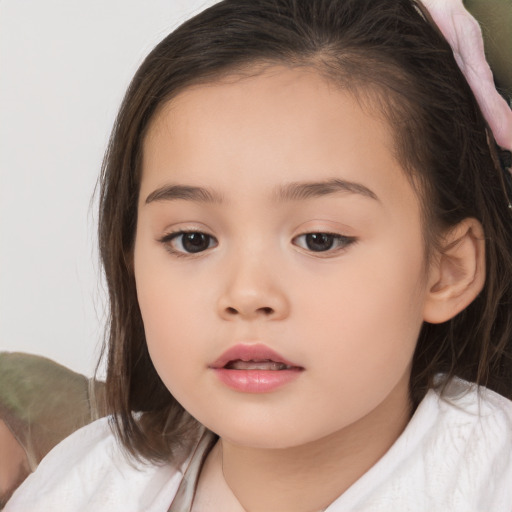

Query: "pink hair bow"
<box><xmin>420</xmin><ymin>0</ymin><xmax>512</xmax><ymax>151</ymax></box>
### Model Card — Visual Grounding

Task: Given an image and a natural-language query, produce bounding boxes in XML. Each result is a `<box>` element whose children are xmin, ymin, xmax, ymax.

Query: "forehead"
<box><xmin>140</xmin><ymin>66</ymin><xmax>418</xmax><ymax>215</ymax></box>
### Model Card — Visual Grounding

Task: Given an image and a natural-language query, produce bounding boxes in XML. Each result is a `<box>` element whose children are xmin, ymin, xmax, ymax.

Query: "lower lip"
<box><xmin>213</xmin><ymin>368</ymin><xmax>302</xmax><ymax>393</ymax></box>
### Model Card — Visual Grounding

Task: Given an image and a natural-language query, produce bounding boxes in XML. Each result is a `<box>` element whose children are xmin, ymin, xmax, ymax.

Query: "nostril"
<box><xmin>224</xmin><ymin>306</ymin><xmax>274</xmax><ymax>316</ymax></box>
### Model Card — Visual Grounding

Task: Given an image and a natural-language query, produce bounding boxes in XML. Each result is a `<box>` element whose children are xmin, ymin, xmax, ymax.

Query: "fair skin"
<box><xmin>134</xmin><ymin>66</ymin><xmax>485</xmax><ymax>512</ymax></box>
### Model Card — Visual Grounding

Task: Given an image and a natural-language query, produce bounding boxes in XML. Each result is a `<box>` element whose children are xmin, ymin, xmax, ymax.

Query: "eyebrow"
<box><xmin>144</xmin><ymin>178</ymin><xmax>379</xmax><ymax>205</ymax></box>
<box><xmin>273</xmin><ymin>178</ymin><xmax>379</xmax><ymax>202</ymax></box>
<box><xmin>145</xmin><ymin>184</ymin><xmax>224</xmax><ymax>204</ymax></box>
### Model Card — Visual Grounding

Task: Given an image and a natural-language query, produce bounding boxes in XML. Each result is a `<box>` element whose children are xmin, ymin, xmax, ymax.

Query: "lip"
<box><xmin>209</xmin><ymin>343</ymin><xmax>303</xmax><ymax>393</ymax></box>
<box><xmin>210</xmin><ymin>343</ymin><xmax>301</xmax><ymax>369</ymax></box>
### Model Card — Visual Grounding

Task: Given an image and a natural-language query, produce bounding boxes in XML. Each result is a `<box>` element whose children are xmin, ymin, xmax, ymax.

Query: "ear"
<box><xmin>423</xmin><ymin>218</ymin><xmax>486</xmax><ymax>324</ymax></box>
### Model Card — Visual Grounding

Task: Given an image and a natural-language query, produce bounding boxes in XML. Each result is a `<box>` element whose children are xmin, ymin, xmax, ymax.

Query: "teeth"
<box><xmin>226</xmin><ymin>360</ymin><xmax>290</xmax><ymax>371</ymax></box>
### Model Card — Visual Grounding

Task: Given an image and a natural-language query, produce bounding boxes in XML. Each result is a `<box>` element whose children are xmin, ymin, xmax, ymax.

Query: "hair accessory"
<box><xmin>420</xmin><ymin>0</ymin><xmax>512</xmax><ymax>152</ymax></box>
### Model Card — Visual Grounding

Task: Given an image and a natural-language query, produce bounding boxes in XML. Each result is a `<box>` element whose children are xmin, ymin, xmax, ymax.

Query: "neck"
<box><xmin>220</xmin><ymin>375</ymin><xmax>412</xmax><ymax>512</ymax></box>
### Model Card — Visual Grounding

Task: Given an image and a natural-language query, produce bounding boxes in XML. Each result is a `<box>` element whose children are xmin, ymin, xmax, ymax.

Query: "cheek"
<box><xmin>136</xmin><ymin>274</ymin><xmax>197</xmax><ymax>357</ymax></box>
<box><xmin>134</xmin><ymin>241</ymin><xmax>192</xmax><ymax>371</ymax></box>
<box><xmin>298</xmin><ymin>234</ymin><xmax>427</xmax><ymax>383</ymax></box>
<box><xmin>133</xmin><ymin>239</ymin><xmax>220</xmax><ymax>410</ymax></box>
<box><xmin>135</xmin><ymin>228</ymin><xmax>199</xmax><ymax>333</ymax></box>
<box><xmin>136</xmin><ymin>276</ymin><xmax>204</xmax><ymax>408</ymax></box>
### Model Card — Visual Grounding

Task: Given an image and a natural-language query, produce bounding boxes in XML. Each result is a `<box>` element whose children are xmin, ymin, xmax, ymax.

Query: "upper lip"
<box><xmin>209</xmin><ymin>343</ymin><xmax>302</xmax><ymax>369</ymax></box>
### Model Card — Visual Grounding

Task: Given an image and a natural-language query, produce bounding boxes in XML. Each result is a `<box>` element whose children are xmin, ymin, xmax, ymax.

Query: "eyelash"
<box><xmin>158</xmin><ymin>230</ymin><xmax>357</xmax><ymax>257</ymax></box>
<box><xmin>158</xmin><ymin>230</ymin><xmax>218</xmax><ymax>258</ymax></box>
<box><xmin>293</xmin><ymin>232</ymin><xmax>357</xmax><ymax>256</ymax></box>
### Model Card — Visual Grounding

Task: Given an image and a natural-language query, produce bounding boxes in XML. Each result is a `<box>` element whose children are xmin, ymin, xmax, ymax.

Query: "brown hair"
<box><xmin>98</xmin><ymin>0</ymin><xmax>512</xmax><ymax>462</ymax></box>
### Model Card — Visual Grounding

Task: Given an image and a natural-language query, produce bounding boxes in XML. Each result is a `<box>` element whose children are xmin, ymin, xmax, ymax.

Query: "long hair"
<box><xmin>98</xmin><ymin>0</ymin><xmax>512</xmax><ymax>462</ymax></box>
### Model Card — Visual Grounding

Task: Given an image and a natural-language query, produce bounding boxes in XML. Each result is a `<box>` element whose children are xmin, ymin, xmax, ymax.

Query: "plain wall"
<box><xmin>0</xmin><ymin>0</ymin><xmax>218</xmax><ymax>377</ymax></box>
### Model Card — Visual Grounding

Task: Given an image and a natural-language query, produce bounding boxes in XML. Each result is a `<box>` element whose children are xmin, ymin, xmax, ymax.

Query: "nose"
<box><xmin>217</xmin><ymin>255</ymin><xmax>290</xmax><ymax>321</ymax></box>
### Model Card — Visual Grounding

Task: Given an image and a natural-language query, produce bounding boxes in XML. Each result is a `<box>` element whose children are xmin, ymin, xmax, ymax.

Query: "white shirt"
<box><xmin>5</xmin><ymin>379</ymin><xmax>512</xmax><ymax>512</ymax></box>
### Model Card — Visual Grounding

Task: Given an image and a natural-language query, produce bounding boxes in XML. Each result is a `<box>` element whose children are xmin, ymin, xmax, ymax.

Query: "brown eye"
<box><xmin>164</xmin><ymin>231</ymin><xmax>217</xmax><ymax>254</ymax></box>
<box><xmin>181</xmin><ymin>233</ymin><xmax>211</xmax><ymax>253</ymax></box>
<box><xmin>293</xmin><ymin>232</ymin><xmax>356</xmax><ymax>253</ymax></box>
<box><xmin>304</xmin><ymin>233</ymin><xmax>335</xmax><ymax>251</ymax></box>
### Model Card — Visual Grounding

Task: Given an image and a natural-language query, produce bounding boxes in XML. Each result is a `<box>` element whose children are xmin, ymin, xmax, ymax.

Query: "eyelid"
<box><xmin>157</xmin><ymin>221</ymin><xmax>216</xmax><ymax>243</ymax></box>
<box><xmin>156</xmin><ymin>226</ymin><xmax>356</xmax><ymax>258</ymax></box>
<box><xmin>292</xmin><ymin>231</ymin><xmax>357</xmax><ymax>256</ymax></box>
<box><xmin>158</xmin><ymin>229</ymin><xmax>218</xmax><ymax>257</ymax></box>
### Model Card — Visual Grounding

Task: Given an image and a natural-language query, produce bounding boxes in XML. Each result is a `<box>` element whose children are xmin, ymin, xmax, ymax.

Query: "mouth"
<box><xmin>210</xmin><ymin>343</ymin><xmax>303</xmax><ymax>371</ymax></box>
<box><xmin>210</xmin><ymin>344</ymin><xmax>303</xmax><ymax>393</ymax></box>
<box><xmin>224</xmin><ymin>360</ymin><xmax>295</xmax><ymax>371</ymax></box>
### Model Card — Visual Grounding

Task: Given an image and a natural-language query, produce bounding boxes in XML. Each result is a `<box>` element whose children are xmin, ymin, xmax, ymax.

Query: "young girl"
<box><xmin>5</xmin><ymin>0</ymin><xmax>512</xmax><ymax>510</ymax></box>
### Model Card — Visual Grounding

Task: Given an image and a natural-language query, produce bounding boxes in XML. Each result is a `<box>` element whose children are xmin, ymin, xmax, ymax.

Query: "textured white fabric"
<box><xmin>5</xmin><ymin>379</ymin><xmax>512</xmax><ymax>512</ymax></box>
<box><xmin>4</xmin><ymin>415</ymin><xmax>186</xmax><ymax>512</ymax></box>
<box><xmin>327</xmin><ymin>379</ymin><xmax>512</xmax><ymax>511</ymax></box>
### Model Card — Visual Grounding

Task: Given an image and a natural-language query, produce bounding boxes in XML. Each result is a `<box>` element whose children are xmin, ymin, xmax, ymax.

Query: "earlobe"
<box><xmin>423</xmin><ymin>218</ymin><xmax>486</xmax><ymax>324</ymax></box>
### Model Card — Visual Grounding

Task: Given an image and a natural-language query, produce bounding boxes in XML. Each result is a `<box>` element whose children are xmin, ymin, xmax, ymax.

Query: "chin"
<box><xmin>202</xmin><ymin>415</ymin><xmax>335</xmax><ymax>451</ymax></box>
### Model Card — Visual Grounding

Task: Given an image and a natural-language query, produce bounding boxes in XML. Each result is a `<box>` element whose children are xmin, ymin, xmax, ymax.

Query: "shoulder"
<box><xmin>332</xmin><ymin>379</ymin><xmax>512</xmax><ymax>512</ymax></box>
<box><xmin>404</xmin><ymin>380</ymin><xmax>512</xmax><ymax>511</ymax></box>
<box><xmin>4</xmin><ymin>417</ymin><xmax>184</xmax><ymax>512</ymax></box>
<box><xmin>432</xmin><ymin>379</ymin><xmax>512</xmax><ymax>459</ymax></box>
<box><xmin>421</xmin><ymin>380</ymin><xmax>512</xmax><ymax>510</ymax></box>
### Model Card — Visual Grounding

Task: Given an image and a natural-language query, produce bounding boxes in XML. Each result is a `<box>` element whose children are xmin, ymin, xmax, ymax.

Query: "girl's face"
<box><xmin>134</xmin><ymin>66</ymin><xmax>432</xmax><ymax>449</ymax></box>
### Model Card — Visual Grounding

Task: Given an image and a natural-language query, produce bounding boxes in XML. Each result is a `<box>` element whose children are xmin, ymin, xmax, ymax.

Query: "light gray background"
<box><xmin>0</xmin><ymin>0</ymin><xmax>217</xmax><ymax>376</ymax></box>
